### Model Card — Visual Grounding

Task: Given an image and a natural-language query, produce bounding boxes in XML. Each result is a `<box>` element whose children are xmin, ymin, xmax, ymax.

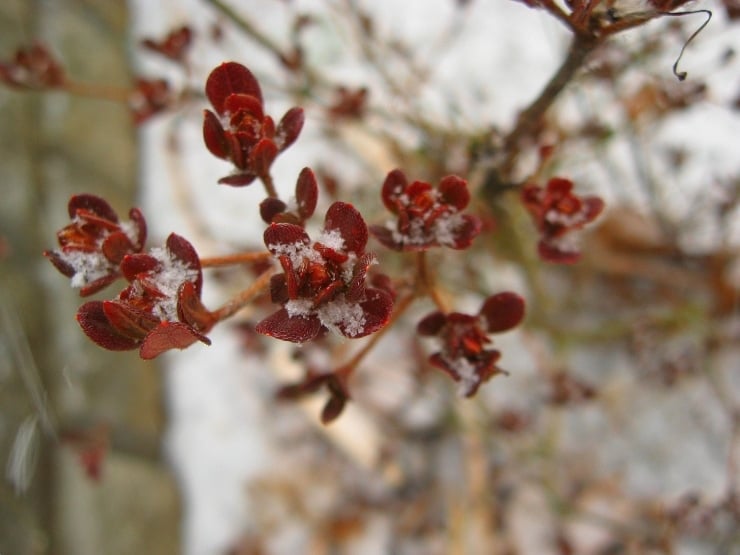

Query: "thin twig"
<box><xmin>212</xmin><ymin>267</ymin><xmax>275</xmax><ymax>321</ymax></box>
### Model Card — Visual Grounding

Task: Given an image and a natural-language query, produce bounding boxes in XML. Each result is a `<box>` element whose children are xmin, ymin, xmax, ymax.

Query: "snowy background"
<box><xmin>128</xmin><ymin>1</ymin><xmax>740</xmax><ymax>553</ymax></box>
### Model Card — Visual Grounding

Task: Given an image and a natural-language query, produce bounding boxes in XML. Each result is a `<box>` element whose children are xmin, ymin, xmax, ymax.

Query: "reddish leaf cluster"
<box><xmin>521</xmin><ymin>177</ymin><xmax>604</xmax><ymax>263</ymax></box>
<box><xmin>277</xmin><ymin>370</ymin><xmax>350</xmax><ymax>424</ymax></box>
<box><xmin>259</xmin><ymin>167</ymin><xmax>318</xmax><ymax>225</ymax></box>
<box><xmin>417</xmin><ymin>292</ymin><xmax>525</xmax><ymax>397</ymax></box>
<box><xmin>256</xmin><ymin>202</ymin><xmax>393</xmax><ymax>343</ymax></box>
<box><xmin>44</xmin><ymin>194</ymin><xmax>146</xmax><ymax>296</ymax></box>
<box><xmin>129</xmin><ymin>78</ymin><xmax>173</xmax><ymax>124</ymax></box>
<box><xmin>140</xmin><ymin>25</ymin><xmax>193</xmax><ymax>63</ymax></box>
<box><xmin>202</xmin><ymin>62</ymin><xmax>304</xmax><ymax>186</ymax></box>
<box><xmin>327</xmin><ymin>85</ymin><xmax>369</xmax><ymax>120</ymax></box>
<box><xmin>76</xmin><ymin>234</ymin><xmax>215</xmax><ymax>359</ymax></box>
<box><xmin>370</xmin><ymin>169</ymin><xmax>482</xmax><ymax>251</ymax></box>
<box><xmin>0</xmin><ymin>42</ymin><xmax>65</xmax><ymax>89</ymax></box>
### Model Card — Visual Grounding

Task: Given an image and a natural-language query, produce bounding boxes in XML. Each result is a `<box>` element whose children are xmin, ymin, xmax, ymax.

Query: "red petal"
<box><xmin>264</xmin><ymin>223</ymin><xmax>310</xmax><ymax>252</ymax></box>
<box><xmin>121</xmin><ymin>253</ymin><xmax>158</xmax><ymax>281</ymax></box>
<box><xmin>323</xmin><ymin>202</ymin><xmax>368</xmax><ymax>254</ymax></box>
<box><xmin>347</xmin><ymin>287</ymin><xmax>393</xmax><ymax>338</ymax></box>
<box><xmin>223</xmin><ymin>93</ymin><xmax>264</xmax><ymax>120</ymax></box>
<box><xmin>416</xmin><ymin>311</ymin><xmax>447</xmax><ymax>336</ymax></box>
<box><xmin>295</xmin><ymin>167</ymin><xmax>318</xmax><ymax>220</ymax></box>
<box><xmin>139</xmin><ymin>321</ymin><xmax>211</xmax><ymax>360</ymax></box>
<box><xmin>203</xmin><ymin>109</ymin><xmax>230</xmax><ymax>159</ymax></box>
<box><xmin>582</xmin><ymin>196</ymin><xmax>605</xmax><ymax>222</ymax></box>
<box><xmin>381</xmin><ymin>169</ymin><xmax>408</xmax><ymax>212</ymax></box>
<box><xmin>438</xmin><ymin>175</ymin><xmax>470</xmax><ymax>210</ymax></box>
<box><xmin>79</xmin><ymin>274</ymin><xmax>118</xmax><ymax>297</ymax></box>
<box><xmin>276</xmin><ymin>107</ymin><xmax>304</xmax><ymax>150</ymax></box>
<box><xmin>44</xmin><ymin>249</ymin><xmax>75</xmax><ymax>278</ymax></box>
<box><xmin>205</xmin><ymin>62</ymin><xmax>262</xmax><ymax>114</ymax></box>
<box><xmin>259</xmin><ymin>197</ymin><xmax>287</xmax><ymax>223</ymax></box>
<box><xmin>177</xmin><ymin>281</ymin><xmax>216</xmax><ymax>332</ymax></box>
<box><xmin>128</xmin><ymin>207</ymin><xmax>147</xmax><ymax>250</ymax></box>
<box><xmin>218</xmin><ymin>173</ymin><xmax>257</xmax><ymax>186</ymax></box>
<box><xmin>102</xmin><ymin>300</ymin><xmax>159</xmax><ymax>340</ymax></box>
<box><xmin>546</xmin><ymin>177</ymin><xmax>574</xmax><ymax>195</ymax></box>
<box><xmin>480</xmin><ymin>292</ymin><xmax>525</xmax><ymax>333</ymax></box>
<box><xmin>166</xmin><ymin>233</ymin><xmax>203</xmax><ymax>294</ymax></box>
<box><xmin>255</xmin><ymin>309</ymin><xmax>322</xmax><ymax>343</ymax></box>
<box><xmin>449</xmin><ymin>214</ymin><xmax>482</xmax><ymax>250</ymax></box>
<box><xmin>68</xmin><ymin>194</ymin><xmax>118</xmax><ymax>222</ymax></box>
<box><xmin>321</xmin><ymin>391</ymin><xmax>347</xmax><ymax>424</ymax></box>
<box><xmin>346</xmin><ymin>252</ymin><xmax>375</xmax><ymax>302</ymax></box>
<box><xmin>101</xmin><ymin>231</ymin><xmax>135</xmax><ymax>264</ymax></box>
<box><xmin>249</xmin><ymin>137</ymin><xmax>278</xmax><ymax>177</ymax></box>
<box><xmin>76</xmin><ymin>301</ymin><xmax>140</xmax><ymax>351</ymax></box>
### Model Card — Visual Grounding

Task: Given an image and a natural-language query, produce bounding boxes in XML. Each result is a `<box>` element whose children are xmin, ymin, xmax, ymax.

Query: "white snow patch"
<box><xmin>147</xmin><ymin>247</ymin><xmax>199</xmax><ymax>321</ymax></box>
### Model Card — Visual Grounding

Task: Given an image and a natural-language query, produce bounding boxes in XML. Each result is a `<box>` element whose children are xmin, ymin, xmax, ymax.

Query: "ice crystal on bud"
<box><xmin>256</xmin><ymin>202</ymin><xmax>393</xmax><ymax>343</ymax></box>
<box><xmin>522</xmin><ymin>177</ymin><xmax>604</xmax><ymax>264</ymax></box>
<box><xmin>370</xmin><ymin>169</ymin><xmax>482</xmax><ymax>252</ymax></box>
<box><xmin>417</xmin><ymin>292</ymin><xmax>525</xmax><ymax>397</ymax></box>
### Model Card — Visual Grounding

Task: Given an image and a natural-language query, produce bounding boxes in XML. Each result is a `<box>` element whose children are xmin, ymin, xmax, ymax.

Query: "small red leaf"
<box><xmin>139</xmin><ymin>321</ymin><xmax>210</xmax><ymax>360</ymax></box>
<box><xmin>77</xmin><ymin>301</ymin><xmax>140</xmax><ymax>351</ymax></box>
<box><xmin>323</xmin><ymin>202</ymin><xmax>368</xmax><ymax>254</ymax></box>
<box><xmin>177</xmin><ymin>281</ymin><xmax>216</xmax><ymax>332</ymax></box>
<box><xmin>128</xmin><ymin>207</ymin><xmax>147</xmax><ymax>249</ymax></box>
<box><xmin>203</xmin><ymin>110</ymin><xmax>229</xmax><ymax>159</ymax></box>
<box><xmin>295</xmin><ymin>167</ymin><xmax>318</xmax><ymax>220</ymax></box>
<box><xmin>416</xmin><ymin>311</ymin><xmax>447</xmax><ymax>336</ymax></box>
<box><xmin>538</xmin><ymin>241</ymin><xmax>581</xmax><ymax>264</ymax></box>
<box><xmin>101</xmin><ymin>231</ymin><xmax>135</xmax><ymax>265</ymax></box>
<box><xmin>223</xmin><ymin>93</ymin><xmax>264</xmax><ymax>120</ymax></box>
<box><xmin>205</xmin><ymin>62</ymin><xmax>262</xmax><ymax>114</ymax></box>
<box><xmin>479</xmin><ymin>292</ymin><xmax>525</xmax><ymax>333</ymax></box>
<box><xmin>264</xmin><ymin>223</ymin><xmax>310</xmax><ymax>253</ymax></box>
<box><xmin>350</xmin><ymin>287</ymin><xmax>393</xmax><ymax>338</ymax></box>
<box><xmin>166</xmin><ymin>233</ymin><xmax>202</xmax><ymax>293</ymax></box>
<box><xmin>68</xmin><ymin>194</ymin><xmax>118</xmax><ymax>222</ymax></box>
<box><xmin>218</xmin><ymin>173</ymin><xmax>257</xmax><ymax>187</ymax></box>
<box><xmin>79</xmin><ymin>274</ymin><xmax>118</xmax><ymax>297</ymax></box>
<box><xmin>276</xmin><ymin>107</ymin><xmax>304</xmax><ymax>150</ymax></box>
<box><xmin>321</xmin><ymin>392</ymin><xmax>347</xmax><ymax>424</ymax></box>
<box><xmin>102</xmin><ymin>301</ymin><xmax>158</xmax><ymax>340</ymax></box>
<box><xmin>381</xmin><ymin>169</ymin><xmax>408</xmax><ymax>212</ymax></box>
<box><xmin>259</xmin><ymin>197</ymin><xmax>287</xmax><ymax>223</ymax></box>
<box><xmin>255</xmin><ymin>309</ymin><xmax>322</xmax><ymax>343</ymax></box>
<box><xmin>249</xmin><ymin>138</ymin><xmax>278</xmax><ymax>177</ymax></box>
<box><xmin>121</xmin><ymin>253</ymin><xmax>158</xmax><ymax>282</ymax></box>
<box><xmin>438</xmin><ymin>175</ymin><xmax>470</xmax><ymax>210</ymax></box>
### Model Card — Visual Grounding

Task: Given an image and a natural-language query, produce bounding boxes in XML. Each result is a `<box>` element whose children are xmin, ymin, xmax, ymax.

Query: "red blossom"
<box><xmin>76</xmin><ymin>233</ymin><xmax>216</xmax><ymax>359</ymax></box>
<box><xmin>256</xmin><ymin>202</ymin><xmax>393</xmax><ymax>343</ymax></box>
<box><xmin>417</xmin><ymin>292</ymin><xmax>525</xmax><ymax>397</ymax></box>
<box><xmin>140</xmin><ymin>25</ymin><xmax>194</xmax><ymax>63</ymax></box>
<box><xmin>129</xmin><ymin>78</ymin><xmax>173</xmax><ymax>124</ymax></box>
<box><xmin>370</xmin><ymin>169</ymin><xmax>482</xmax><ymax>251</ymax></box>
<box><xmin>0</xmin><ymin>42</ymin><xmax>65</xmax><ymax>90</ymax></box>
<box><xmin>202</xmin><ymin>62</ymin><xmax>305</xmax><ymax>186</ymax></box>
<box><xmin>44</xmin><ymin>194</ymin><xmax>147</xmax><ymax>296</ymax></box>
<box><xmin>521</xmin><ymin>177</ymin><xmax>604</xmax><ymax>263</ymax></box>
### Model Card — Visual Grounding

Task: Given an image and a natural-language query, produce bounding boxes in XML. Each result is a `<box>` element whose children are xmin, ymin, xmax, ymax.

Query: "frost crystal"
<box><xmin>147</xmin><ymin>247</ymin><xmax>199</xmax><ymax>321</ymax></box>
<box><xmin>64</xmin><ymin>250</ymin><xmax>115</xmax><ymax>289</ymax></box>
<box><xmin>316</xmin><ymin>229</ymin><xmax>345</xmax><ymax>251</ymax></box>
<box><xmin>317</xmin><ymin>296</ymin><xmax>367</xmax><ymax>337</ymax></box>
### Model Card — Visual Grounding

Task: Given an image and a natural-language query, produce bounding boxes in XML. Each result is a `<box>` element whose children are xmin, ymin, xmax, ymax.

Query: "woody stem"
<box><xmin>212</xmin><ymin>267</ymin><xmax>275</xmax><ymax>321</ymax></box>
<box><xmin>335</xmin><ymin>292</ymin><xmax>415</xmax><ymax>380</ymax></box>
<box><xmin>200</xmin><ymin>251</ymin><xmax>272</xmax><ymax>268</ymax></box>
<box><xmin>61</xmin><ymin>79</ymin><xmax>132</xmax><ymax>103</ymax></box>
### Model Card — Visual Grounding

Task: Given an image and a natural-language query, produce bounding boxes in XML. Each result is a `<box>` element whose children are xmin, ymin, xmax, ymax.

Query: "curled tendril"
<box><xmin>661</xmin><ymin>9</ymin><xmax>712</xmax><ymax>81</ymax></box>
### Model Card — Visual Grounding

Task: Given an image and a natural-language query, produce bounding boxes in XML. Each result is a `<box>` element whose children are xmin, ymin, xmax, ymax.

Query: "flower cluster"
<box><xmin>44</xmin><ymin>194</ymin><xmax>147</xmax><ymax>296</ymax></box>
<box><xmin>76</xmin><ymin>234</ymin><xmax>215</xmax><ymax>360</ymax></box>
<box><xmin>256</xmin><ymin>202</ymin><xmax>394</xmax><ymax>343</ymax></box>
<box><xmin>202</xmin><ymin>62</ymin><xmax>304</xmax><ymax>186</ymax></box>
<box><xmin>0</xmin><ymin>42</ymin><xmax>65</xmax><ymax>90</ymax></box>
<box><xmin>417</xmin><ymin>292</ymin><xmax>525</xmax><ymax>397</ymax></box>
<box><xmin>521</xmin><ymin>177</ymin><xmax>604</xmax><ymax>263</ymax></box>
<box><xmin>370</xmin><ymin>169</ymin><xmax>482</xmax><ymax>251</ymax></box>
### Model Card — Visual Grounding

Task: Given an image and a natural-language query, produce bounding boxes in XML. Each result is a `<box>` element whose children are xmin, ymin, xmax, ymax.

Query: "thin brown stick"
<box><xmin>201</xmin><ymin>251</ymin><xmax>272</xmax><ymax>269</ymax></box>
<box><xmin>212</xmin><ymin>267</ymin><xmax>275</xmax><ymax>321</ymax></box>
